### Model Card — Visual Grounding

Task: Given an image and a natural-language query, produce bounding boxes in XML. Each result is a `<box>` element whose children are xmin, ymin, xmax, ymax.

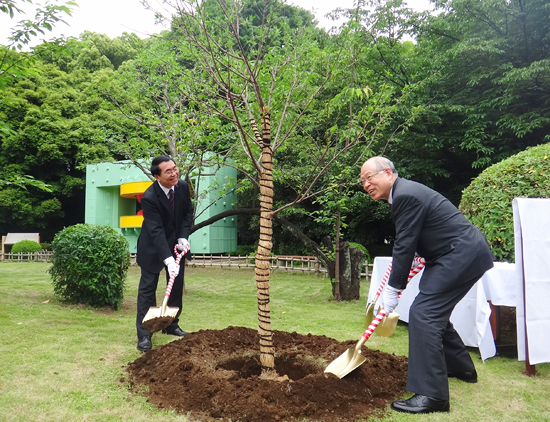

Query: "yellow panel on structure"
<box><xmin>120</xmin><ymin>215</ymin><xmax>144</xmax><ymax>228</ymax></box>
<box><xmin>120</xmin><ymin>181</ymin><xmax>152</xmax><ymax>198</ymax></box>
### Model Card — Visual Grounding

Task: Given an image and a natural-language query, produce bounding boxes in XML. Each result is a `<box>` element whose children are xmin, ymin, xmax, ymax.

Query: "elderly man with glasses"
<box><xmin>360</xmin><ymin>156</ymin><xmax>494</xmax><ymax>414</ymax></box>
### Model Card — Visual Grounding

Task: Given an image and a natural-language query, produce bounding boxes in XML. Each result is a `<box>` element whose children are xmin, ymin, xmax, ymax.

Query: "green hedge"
<box><xmin>460</xmin><ymin>143</ymin><xmax>550</xmax><ymax>262</ymax></box>
<box><xmin>48</xmin><ymin>224</ymin><xmax>130</xmax><ymax>309</ymax></box>
<box><xmin>11</xmin><ymin>240</ymin><xmax>42</xmax><ymax>254</ymax></box>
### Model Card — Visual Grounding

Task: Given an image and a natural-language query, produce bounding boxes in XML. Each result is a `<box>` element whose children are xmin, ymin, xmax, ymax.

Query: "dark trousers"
<box><xmin>136</xmin><ymin>265</ymin><xmax>185</xmax><ymax>338</ymax></box>
<box><xmin>406</xmin><ymin>275</ymin><xmax>480</xmax><ymax>401</ymax></box>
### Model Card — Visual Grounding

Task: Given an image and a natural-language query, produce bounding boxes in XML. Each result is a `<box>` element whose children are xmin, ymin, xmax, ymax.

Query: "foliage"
<box><xmin>10</xmin><ymin>239</ymin><xmax>42</xmax><ymax>253</ymax></box>
<box><xmin>460</xmin><ymin>143</ymin><xmax>550</xmax><ymax>262</ymax></box>
<box><xmin>0</xmin><ymin>0</ymin><xmax>77</xmax><ymax>88</ymax></box>
<box><xmin>409</xmin><ymin>0</ymin><xmax>550</xmax><ymax>172</ymax></box>
<box><xmin>235</xmin><ymin>244</ymin><xmax>256</xmax><ymax>256</ymax></box>
<box><xmin>0</xmin><ymin>0</ymin><xmax>78</xmax><ymax>147</ymax></box>
<box><xmin>0</xmin><ymin>34</ymin><xmax>142</xmax><ymax>239</ymax></box>
<box><xmin>0</xmin><ymin>174</ymin><xmax>51</xmax><ymax>191</ymax></box>
<box><xmin>48</xmin><ymin>224</ymin><xmax>130</xmax><ymax>309</ymax></box>
<box><xmin>40</xmin><ymin>241</ymin><xmax>51</xmax><ymax>250</ymax></box>
<box><xmin>0</xmin><ymin>187</ymin><xmax>62</xmax><ymax>235</ymax></box>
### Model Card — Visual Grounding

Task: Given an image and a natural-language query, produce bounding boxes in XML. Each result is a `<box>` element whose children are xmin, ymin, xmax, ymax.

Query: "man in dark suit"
<box><xmin>360</xmin><ymin>156</ymin><xmax>494</xmax><ymax>414</ymax></box>
<box><xmin>136</xmin><ymin>155</ymin><xmax>194</xmax><ymax>352</ymax></box>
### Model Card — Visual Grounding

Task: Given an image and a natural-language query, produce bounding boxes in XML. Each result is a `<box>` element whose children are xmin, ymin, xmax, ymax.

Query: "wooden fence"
<box><xmin>0</xmin><ymin>251</ymin><xmax>54</xmax><ymax>262</ymax></box>
<box><xmin>187</xmin><ymin>254</ymin><xmax>373</xmax><ymax>280</ymax></box>
<box><xmin>1</xmin><ymin>252</ymin><xmax>374</xmax><ymax>281</ymax></box>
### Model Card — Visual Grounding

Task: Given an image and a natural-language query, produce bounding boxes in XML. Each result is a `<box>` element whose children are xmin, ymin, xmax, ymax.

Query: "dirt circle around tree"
<box><xmin>126</xmin><ymin>326</ymin><xmax>408</xmax><ymax>422</ymax></box>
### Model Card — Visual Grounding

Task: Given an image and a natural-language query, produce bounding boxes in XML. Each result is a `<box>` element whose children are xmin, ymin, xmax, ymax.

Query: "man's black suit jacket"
<box><xmin>387</xmin><ymin>177</ymin><xmax>494</xmax><ymax>294</ymax></box>
<box><xmin>136</xmin><ymin>179</ymin><xmax>193</xmax><ymax>273</ymax></box>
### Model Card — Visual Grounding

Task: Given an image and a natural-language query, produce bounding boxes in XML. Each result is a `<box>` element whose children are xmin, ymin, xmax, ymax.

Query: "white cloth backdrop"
<box><xmin>368</xmin><ymin>257</ymin><xmax>517</xmax><ymax>361</ymax></box>
<box><xmin>513</xmin><ymin>198</ymin><xmax>550</xmax><ymax>365</ymax></box>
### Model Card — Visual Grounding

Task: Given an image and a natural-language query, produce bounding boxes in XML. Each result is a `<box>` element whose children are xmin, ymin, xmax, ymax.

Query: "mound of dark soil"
<box><xmin>127</xmin><ymin>326</ymin><xmax>408</xmax><ymax>422</ymax></box>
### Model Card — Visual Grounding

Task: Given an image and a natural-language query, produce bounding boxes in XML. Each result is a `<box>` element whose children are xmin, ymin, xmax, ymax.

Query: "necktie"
<box><xmin>168</xmin><ymin>189</ymin><xmax>174</xmax><ymax>210</ymax></box>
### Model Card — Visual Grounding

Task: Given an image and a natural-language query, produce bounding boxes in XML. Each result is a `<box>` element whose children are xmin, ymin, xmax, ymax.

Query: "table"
<box><xmin>367</xmin><ymin>257</ymin><xmax>517</xmax><ymax>361</ymax></box>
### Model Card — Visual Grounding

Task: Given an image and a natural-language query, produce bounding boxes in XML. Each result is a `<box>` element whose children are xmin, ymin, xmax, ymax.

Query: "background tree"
<box><xmin>402</xmin><ymin>0</ymin><xmax>550</xmax><ymax>196</ymax></box>
<box><xmin>0</xmin><ymin>32</ymin><xmax>142</xmax><ymax>240</ymax></box>
<box><xmin>1</xmin><ymin>0</ymin><xmax>77</xmax><ymax>102</ymax></box>
<box><xmin>1</xmin><ymin>0</ymin><xmax>77</xmax><ymax>195</ymax></box>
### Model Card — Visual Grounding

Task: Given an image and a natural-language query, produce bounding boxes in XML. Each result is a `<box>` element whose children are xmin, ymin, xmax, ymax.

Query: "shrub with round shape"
<box><xmin>11</xmin><ymin>240</ymin><xmax>42</xmax><ymax>254</ymax></box>
<box><xmin>460</xmin><ymin>143</ymin><xmax>550</xmax><ymax>262</ymax></box>
<box><xmin>48</xmin><ymin>224</ymin><xmax>130</xmax><ymax>309</ymax></box>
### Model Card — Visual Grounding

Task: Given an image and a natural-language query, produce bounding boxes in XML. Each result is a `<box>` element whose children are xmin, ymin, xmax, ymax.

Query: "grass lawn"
<box><xmin>1</xmin><ymin>262</ymin><xmax>549</xmax><ymax>421</ymax></box>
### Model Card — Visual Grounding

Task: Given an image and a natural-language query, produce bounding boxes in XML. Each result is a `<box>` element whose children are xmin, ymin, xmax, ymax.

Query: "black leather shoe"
<box><xmin>448</xmin><ymin>370</ymin><xmax>478</xmax><ymax>383</ymax></box>
<box><xmin>137</xmin><ymin>336</ymin><xmax>152</xmax><ymax>352</ymax></box>
<box><xmin>391</xmin><ymin>394</ymin><xmax>450</xmax><ymax>414</ymax></box>
<box><xmin>162</xmin><ymin>326</ymin><xmax>188</xmax><ymax>337</ymax></box>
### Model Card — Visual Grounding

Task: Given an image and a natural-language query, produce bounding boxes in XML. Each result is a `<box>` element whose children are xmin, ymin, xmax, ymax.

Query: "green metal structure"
<box><xmin>85</xmin><ymin>161</ymin><xmax>237</xmax><ymax>254</ymax></box>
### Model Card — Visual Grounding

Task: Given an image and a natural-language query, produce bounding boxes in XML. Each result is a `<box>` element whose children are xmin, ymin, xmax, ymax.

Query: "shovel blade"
<box><xmin>142</xmin><ymin>306</ymin><xmax>179</xmax><ymax>334</ymax></box>
<box><xmin>375</xmin><ymin>312</ymin><xmax>400</xmax><ymax>337</ymax></box>
<box><xmin>324</xmin><ymin>348</ymin><xmax>367</xmax><ymax>379</ymax></box>
<box><xmin>365</xmin><ymin>302</ymin><xmax>375</xmax><ymax>329</ymax></box>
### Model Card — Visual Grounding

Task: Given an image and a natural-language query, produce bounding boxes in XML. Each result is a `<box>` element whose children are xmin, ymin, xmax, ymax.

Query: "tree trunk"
<box><xmin>333</xmin><ymin>204</ymin><xmax>342</xmax><ymax>301</ymax></box>
<box><xmin>327</xmin><ymin>240</ymin><xmax>364</xmax><ymax>301</ymax></box>
<box><xmin>334</xmin><ymin>241</ymin><xmax>350</xmax><ymax>299</ymax></box>
<box><xmin>343</xmin><ymin>245</ymin><xmax>364</xmax><ymax>301</ymax></box>
<box><xmin>321</xmin><ymin>236</ymin><xmax>335</xmax><ymax>280</ymax></box>
<box><xmin>255</xmin><ymin>107</ymin><xmax>276</xmax><ymax>378</ymax></box>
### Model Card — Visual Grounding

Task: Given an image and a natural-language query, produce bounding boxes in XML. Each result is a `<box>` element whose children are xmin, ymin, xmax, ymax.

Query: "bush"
<box><xmin>11</xmin><ymin>240</ymin><xmax>42</xmax><ymax>254</ymax></box>
<box><xmin>40</xmin><ymin>242</ymin><xmax>52</xmax><ymax>251</ymax></box>
<box><xmin>459</xmin><ymin>143</ymin><xmax>550</xmax><ymax>262</ymax></box>
<box><xmin>48</xmin><ymin>224</ymin><xmax>130</xmax><ymax>309</ymax></box>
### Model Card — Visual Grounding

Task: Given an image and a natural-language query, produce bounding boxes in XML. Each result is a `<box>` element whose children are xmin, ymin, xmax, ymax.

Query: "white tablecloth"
<box><xmin>367</xmin><ymin>257</ymin><xmax>517</xmax><ymax>361</ymax></box>
<box><xmin>513</xmin><ymin>198</ymin><xmax>550</xmax><ymax>365</ymax></box>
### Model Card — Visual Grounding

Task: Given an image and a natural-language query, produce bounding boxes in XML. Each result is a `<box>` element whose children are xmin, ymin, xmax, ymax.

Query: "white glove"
<box><xmin>177</xmin><ymin>238</ymin><xmax>190</xmax><ymax>252</ymax></box>
<box><xmin>163</xmin><ymin>256</ymin><xmax>180</xmax><ymax>278</ymax></box>
<box><xmin>381</xmin><ymin>285</ymin><xmax>402</xmax><ymax>315</ymax></box>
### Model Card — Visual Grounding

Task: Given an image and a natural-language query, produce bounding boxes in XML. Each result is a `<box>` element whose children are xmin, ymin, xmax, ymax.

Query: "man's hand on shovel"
<box><xmin>381</xmin><ymin>284</ymin><xmax>402</xmax><ymax>315</ymax></box>
<box><xmin>177</xmin><ymin>238</ymin><xmax>190</xmax><ymax>253</ymax></box>
<box><xmin>163</xmin><ymin>256</ymin><xmax>180</xmax><ymax>278</ymax></box>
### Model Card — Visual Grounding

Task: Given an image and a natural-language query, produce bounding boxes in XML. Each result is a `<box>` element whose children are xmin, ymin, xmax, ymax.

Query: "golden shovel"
<box><xmin>324</xmin><ymin>309</ymin><xmax>388</xmax><ymax>378</ymax></box>
<box><xmin>142</xmin><ymin>244</ymin><xmax>189</xmax><ymax>334</ymax></box>
<box><xmin>375</xmin><ymin>311</ymin><xmax>401</xmax><ymax>337</ymax></box>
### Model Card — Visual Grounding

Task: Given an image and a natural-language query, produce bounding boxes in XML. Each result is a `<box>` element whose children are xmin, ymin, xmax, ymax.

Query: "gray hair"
<box><xmin>365</xmin><ymin>156</ymin><xmax>398</xmax><ymax>176</ymax></box>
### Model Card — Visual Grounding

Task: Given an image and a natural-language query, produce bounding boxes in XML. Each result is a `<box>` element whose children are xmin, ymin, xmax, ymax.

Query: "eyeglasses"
<box><xmin>360</xmin><ymin>169</ymin><xmax>385</xmax><ymax>184</ymax></box>
<box><xmin>163</xmin><ymin>166</ymin><xmax>179</xmax><ymax>176</ymax></box>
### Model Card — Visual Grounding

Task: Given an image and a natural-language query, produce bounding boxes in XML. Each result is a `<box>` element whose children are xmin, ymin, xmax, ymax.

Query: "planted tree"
<box><xmin>131</xmin><ymin>0</ymin><xmax>423</xmax><ymax>377</ymax></box>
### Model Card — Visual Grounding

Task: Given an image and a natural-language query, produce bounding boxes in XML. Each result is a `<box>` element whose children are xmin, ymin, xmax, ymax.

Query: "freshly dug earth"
<box><xmin>127</xmin><ymin>326</ymin><xmax>408</xmax><ymax>422</ymax></box>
